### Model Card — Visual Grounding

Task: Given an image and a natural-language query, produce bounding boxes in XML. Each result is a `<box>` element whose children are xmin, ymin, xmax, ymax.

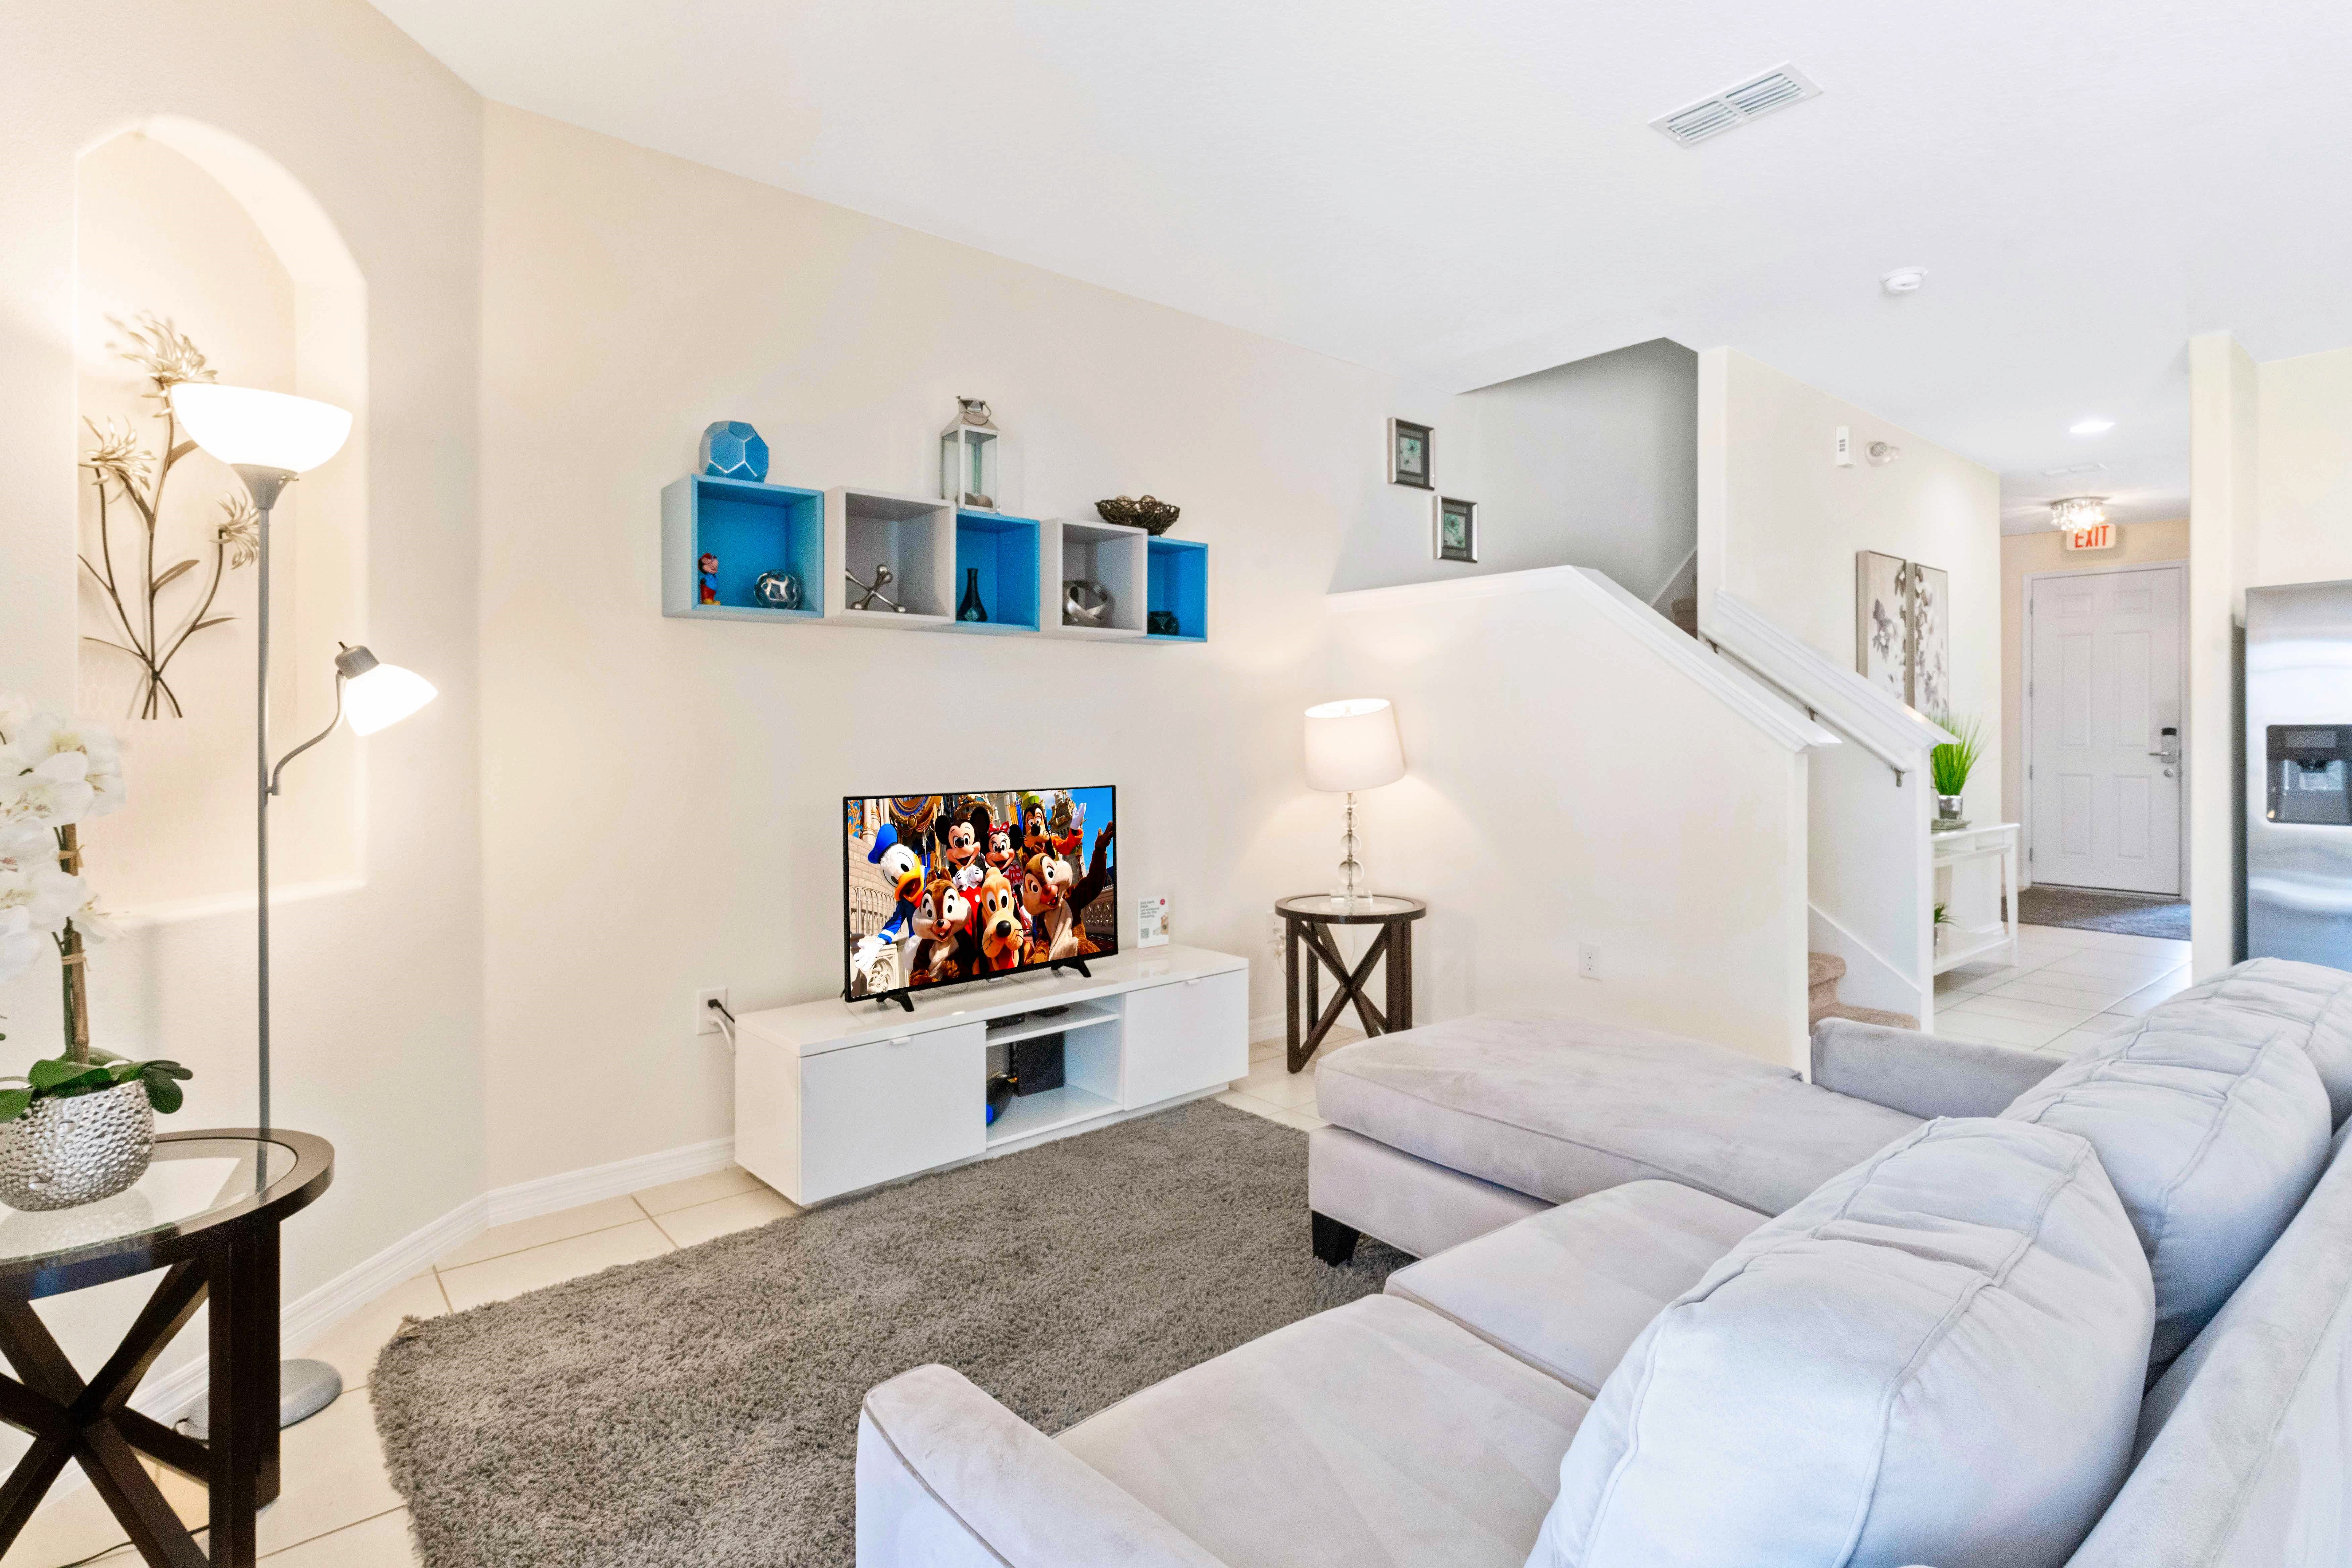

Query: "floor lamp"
<box><xmin>168</xmin><ymin>384</ymin><xmax>437</xmax><ymax>1432</ymax></box>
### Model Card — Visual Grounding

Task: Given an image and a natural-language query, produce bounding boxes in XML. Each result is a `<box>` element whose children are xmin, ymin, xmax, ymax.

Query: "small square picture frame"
<box><xmin>1388</xmin><ymin>418</ymin><xmax>1433</xmax><ymax>489</ymax></box>
<box><xmin>1433</xmin><ymin>495</ymin><xmax>1477</xmax><ymax>563</ymax></box>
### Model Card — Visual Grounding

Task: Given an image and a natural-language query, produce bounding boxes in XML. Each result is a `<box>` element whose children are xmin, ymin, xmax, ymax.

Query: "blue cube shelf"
<box><xmin>1144</xmin><ymin>537</ymin><xmax>1209</xmax><ymax>642</ymax></box>
<box><xmin>662</xmin><ymin>474</ymin><xmax>824</xmax><ymax>621</ymax></box>
<box><xmin>952</xmin><ymin>511</ymin><xmax>1042</xmax><ymax>633</ymax></box>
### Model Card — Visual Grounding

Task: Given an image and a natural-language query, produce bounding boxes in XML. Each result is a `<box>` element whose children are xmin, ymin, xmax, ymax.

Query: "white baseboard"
<box><xmin>1249</xmin><ymin>1010</ymin><xmax>1284</xmax><ymax>1044</ymax></box>
<box><xmin>483</xmin><ymin>1135</ymin><xmax>736</xmax><ymax>1227</ymax></box>
<box><xmin>121</xmin><ymin>1135</ymin><xmax>736</xmax><ymax>1426</ymax></box>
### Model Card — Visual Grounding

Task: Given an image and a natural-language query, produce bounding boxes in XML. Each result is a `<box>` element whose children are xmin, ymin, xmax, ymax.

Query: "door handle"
<box><xmin>2148</xmin><ymin>725</ymin><xmax>2182</xmax><ymax>764</ymax></box>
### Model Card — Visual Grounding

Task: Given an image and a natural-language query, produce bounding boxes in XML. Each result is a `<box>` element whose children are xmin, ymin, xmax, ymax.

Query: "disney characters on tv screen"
<box><xmin>844</xmin><ymin>788</ymin><xmax>1115</xmax><ymax>1001</ymax></box>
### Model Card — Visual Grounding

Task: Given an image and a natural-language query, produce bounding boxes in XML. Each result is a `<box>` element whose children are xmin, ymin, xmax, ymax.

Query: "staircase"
<box><xmin>1808</xmin><ymin>952</ymin><xmax>1918</xmax><ymax>1031</ymax></box>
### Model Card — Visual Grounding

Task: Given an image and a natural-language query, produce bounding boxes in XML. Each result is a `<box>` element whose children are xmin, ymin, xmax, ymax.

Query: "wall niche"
<box><xmin>73</xmin><ymin>125</ymin><xmax>368</xmax><ymax>913</ymax></box>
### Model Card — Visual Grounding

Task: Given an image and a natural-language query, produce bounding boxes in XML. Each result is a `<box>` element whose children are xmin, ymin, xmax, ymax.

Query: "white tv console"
<box><xmin>733</xmin><ymin>945</ymin><xmax>1250</xmax><ymax>1206</ymax></box>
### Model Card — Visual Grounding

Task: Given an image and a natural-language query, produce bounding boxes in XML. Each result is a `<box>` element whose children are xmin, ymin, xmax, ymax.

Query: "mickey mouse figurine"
<box><xmin>698</xmin><ymin>551</ymin><xmax>720</xmax><ymax>605</ymax></box>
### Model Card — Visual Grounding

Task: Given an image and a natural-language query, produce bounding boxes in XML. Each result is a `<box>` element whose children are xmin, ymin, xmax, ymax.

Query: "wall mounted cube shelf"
<box><xmin>1043</xmin><ymin>519</ymin><xmax>1147</xmax><ymax>639</ymax></box>
<box><xmin>662</xmin><ymin>473</ymin><xmax>1205</xmax><ymax>645</ymax></box>
<box><xmin>952</xmin><ymin>511</ymin><xmax>1042</xmax><ymax>632</ymax></box>
<box><xmin>1146</xmin><ymin>537</ymin><xmax>1209</xmax><ymax>641</ymax></box>
<box><xmin>662</xmin><ymin>474</ymin><xmax>825</xmax><ymax>621</ymax></box>
<box><xmin>825</xmin><ymin>487</ymin><xmax>955</xmax><ymax>626</ymax></box>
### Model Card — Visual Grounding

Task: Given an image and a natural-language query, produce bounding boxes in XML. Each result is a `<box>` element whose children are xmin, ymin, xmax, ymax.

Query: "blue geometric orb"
<box><xmin>700</xmin><ymin>420</ymin><xmax>770</xmax><ymax>482</ymax></box>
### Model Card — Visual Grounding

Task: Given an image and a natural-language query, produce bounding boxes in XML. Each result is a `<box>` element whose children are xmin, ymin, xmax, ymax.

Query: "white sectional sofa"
<box><xmin>854</xmin><ymin>958</ymin><xmax>2352</xmax><ymax>1567</ymax></box>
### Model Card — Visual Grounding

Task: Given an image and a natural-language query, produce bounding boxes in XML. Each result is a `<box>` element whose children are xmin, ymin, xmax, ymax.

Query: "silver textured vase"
<box><xmin>0</xmin><ymin>1081</ymin><xmax>154</xmax><ymax>1212</ymax></box>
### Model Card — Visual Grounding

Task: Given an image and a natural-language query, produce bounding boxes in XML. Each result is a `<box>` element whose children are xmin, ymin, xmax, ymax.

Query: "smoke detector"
<box><xmin>1651</xmin><ymin>65</ymin><xmax>1822</xmax><ymax>146</ymax></box>
<box><xmin>1882</xmin><ymin>267</ymin><xmax>1929</xmax><ymax>295</ymax></box>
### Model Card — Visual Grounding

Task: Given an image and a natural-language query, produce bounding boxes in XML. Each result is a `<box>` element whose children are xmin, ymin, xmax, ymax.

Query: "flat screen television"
<box><xmin>843</xmin><ymin>787</ymin><xmax>1116</xmax><ymax>1005</ymax></box>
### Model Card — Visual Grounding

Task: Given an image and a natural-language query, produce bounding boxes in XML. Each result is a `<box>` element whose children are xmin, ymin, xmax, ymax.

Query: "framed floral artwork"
<box><xmin>1388</xmin><ymin>418</ymin><xmax>1433</xmax><ymax>489</ymax></box>
<box><xmin>1433</xmin><ymin>495</ymin><xmax>1477</xmax><ymax>562</ymax></box>
<box><xmin>1856</xmin><ymin>550</ymin><xmax>1909</xmax><ymax>701</ymax></box>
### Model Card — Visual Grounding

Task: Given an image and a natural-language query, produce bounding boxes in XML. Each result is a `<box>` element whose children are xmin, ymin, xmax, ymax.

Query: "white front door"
<box><xmin>2028</xmin><ymin>564</ymin><xmax>2184</xmax><ymax>894</ymax></box>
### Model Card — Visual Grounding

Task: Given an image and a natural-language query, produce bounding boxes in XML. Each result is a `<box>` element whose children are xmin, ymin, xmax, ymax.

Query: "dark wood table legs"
<box><xmin>0</xmin><ymin>1232</ymin><xmax>284</xmax><ymax>1567</ymax></box>
<box><xmin>1278</xmin><ymin>895</ymin><xmax>1426</xmax><ymax>1073</ymax></box>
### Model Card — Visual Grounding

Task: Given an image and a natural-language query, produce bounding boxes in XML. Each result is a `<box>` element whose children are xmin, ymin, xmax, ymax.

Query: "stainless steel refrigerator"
<box><xmin>2247</xmin><ymin>581</ymin><xmax>2352</xmax><ymax>966</ymax></box>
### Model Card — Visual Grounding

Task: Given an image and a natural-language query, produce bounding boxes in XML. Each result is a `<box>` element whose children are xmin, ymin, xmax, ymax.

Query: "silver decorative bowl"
<box><xmin>0</xmin><ymin>1081</ymin><xmax>155</xmax><ymax>1212</ymax></box>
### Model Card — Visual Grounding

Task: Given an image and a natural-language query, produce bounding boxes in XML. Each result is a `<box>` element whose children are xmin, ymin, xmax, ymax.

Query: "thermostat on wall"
<box><xmin>1137</xmin><ymin>896</ymin><xmax>1170</xmax><ymax>947</ymax></box>
<box><xmin>1833</xmin><ymin>425</ymin><xmax>1854</xmax><ymax>467</ymax></box>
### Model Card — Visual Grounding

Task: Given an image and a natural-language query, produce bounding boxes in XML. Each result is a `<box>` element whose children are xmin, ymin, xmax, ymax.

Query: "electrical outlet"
<box><xmin>696</xmin><ymin>986</ymin><xmax>730</xmax><ymax>1036</ymax></box>
<box><xmin>1577</xmin><ymin>944</ymin><xmax>1601</xmax><ymax>980</ymax></box>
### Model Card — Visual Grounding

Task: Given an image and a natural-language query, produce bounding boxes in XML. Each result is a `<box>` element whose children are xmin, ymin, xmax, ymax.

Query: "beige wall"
<box><xmin>475</xmin><ymin>105</ymin><xmax>1463</xmax><ymax>1187</ymax></box>
<box><xmin>2185</xmin><ymin>338</ymin><xmax>2352</xmax><ymax>974</ymax></box>
<box><xmin>1</xmin><ymin>0</ymin><xmax>485</xmax><ymax>1397</ymax></box>
<box><xmin>2000</xmin><ymin>518</ymin><xmax>2190</xmax><ymax>885</ymax></box>
<box><xmin>1696</xmin><ymin>348</ymin><xmax>2005</xmax><ymax>824</ymax></box>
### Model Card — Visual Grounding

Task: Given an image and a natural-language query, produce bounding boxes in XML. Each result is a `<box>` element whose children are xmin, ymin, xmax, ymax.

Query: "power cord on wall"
<box><xmin>706</xmin><ymin>995</ymin><xmax>738</xmax><ymax>1052</ymax></box>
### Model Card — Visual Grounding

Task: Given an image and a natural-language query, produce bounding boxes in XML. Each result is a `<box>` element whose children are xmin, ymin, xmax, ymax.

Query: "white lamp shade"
<box><xmin>1304</xmin><ymin>697</ymin><xmax>1405</xmax><ymax>792</ymax></box>
<box><xmin>169</xmin><ymin>383</ymin><xmax>352</xmax><ymax>473</ymax></box>
<box><xmin>344</xmin><ymin>662</ymin><xmax>437</xmax><ymax>736</ymax></box>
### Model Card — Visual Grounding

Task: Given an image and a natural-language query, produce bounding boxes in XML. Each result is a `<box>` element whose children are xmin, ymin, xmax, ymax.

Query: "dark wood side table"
<box><xmin>1278</xmin><ymin>894</ymin><xmax>1427</xmax><ymax>1073</ymax></box>
<box><xmin>0</xmin><ymin>1128</ymin><xmax>333</xmax><ymax>1568</ymax></box>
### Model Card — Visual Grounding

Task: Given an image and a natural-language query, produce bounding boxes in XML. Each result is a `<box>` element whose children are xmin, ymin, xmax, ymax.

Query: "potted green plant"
<box><xmin>1930</xmin><ymin>713</ymin><xmax>1983</xmax><ymax>830</ymax></box>
<box><xmin>0</xmin><ymin>693</ymin><xmax>193</xmax><ymax>1210</ymax></box>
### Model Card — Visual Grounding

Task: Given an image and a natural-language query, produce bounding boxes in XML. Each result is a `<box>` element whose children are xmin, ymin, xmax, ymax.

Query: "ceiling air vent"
<box><xmin>1651</xmin><ymin>65</ymin><xmax>1821</xmax><ymax>146</ymax></box>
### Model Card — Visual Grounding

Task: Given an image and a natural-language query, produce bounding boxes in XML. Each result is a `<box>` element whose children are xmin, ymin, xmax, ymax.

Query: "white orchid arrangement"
<box><xmin>0</xmin><ymin>692</ymin><xmax>125</xmax><ymax>1023</ymax></box>
<box><xmin>0</xmin><ymin>696</ymin><xmax>190</xmax><ymax>1123</ymax></box>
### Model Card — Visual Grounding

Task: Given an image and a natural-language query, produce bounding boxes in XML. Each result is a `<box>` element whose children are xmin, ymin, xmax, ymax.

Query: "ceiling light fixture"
<box><xmin>1881</xmin><ymin>268</ymin><xmax>1928</xmax><ymax>295</ymax></box>
<box><xmin>2069</xmin><ymin>418</ymin><xmax>2115</xmax><ymax>436</ymax></box>
<box><xmin>2051</xmin><ymin>496</ymin><xmax>2107</xmax><ymax>530</ymax></box>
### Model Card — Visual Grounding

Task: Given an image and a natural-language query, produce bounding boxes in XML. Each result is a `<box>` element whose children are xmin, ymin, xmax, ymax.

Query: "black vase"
<box><xmin>958</xmin><ymin>567</ymin><xmax>988</xmax><ymax>623</ymax></box>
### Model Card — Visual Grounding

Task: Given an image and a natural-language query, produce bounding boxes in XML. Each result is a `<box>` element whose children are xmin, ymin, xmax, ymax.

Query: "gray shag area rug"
<box><xmin>2016</xmin><ymin>884</ymin><xmax>2191</xmax><ymax>939</ymax></box>
<box><xmin>371</xmin><ymin>1099</ymin><xmax>1405</xmax><ymax>1567</ymax></box>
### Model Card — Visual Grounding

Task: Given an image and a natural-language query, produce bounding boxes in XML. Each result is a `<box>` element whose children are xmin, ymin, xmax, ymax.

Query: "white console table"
<box><xmin>734</xmin><ymin>945</ymin><xmax>1250</xmax><ymax>1206</ymax></box>
<box><xmin>1932</xmin><ymin>822</ymin><xmax>2021</xmax><ymax>975</ymax></box>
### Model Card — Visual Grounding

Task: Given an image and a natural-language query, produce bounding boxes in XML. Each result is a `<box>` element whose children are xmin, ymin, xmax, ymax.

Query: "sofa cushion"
<box><xmin>2000</xmin><ymin>1003</ymin><xmax>2332</xmax><ymax>1365</ymax></box>
<box><xmin>2068</xmin><ymin>1122</ymin><xmax>2352</xmax><ymax>1568</ymax></box>
<box><xmin>1530</xmin><ymin>1118</ymin><xmax>2153</xmax><ymax>1568</ymax></box>
<box><xmin>1315</xmin><ymin>1014</ymin><xmax>1922</xmax><ymax>1216</ymax></box>
<box><xmin>2158</xmin><ymin>956</ymin><xmax>2352</xmax><ymax>1127</ymax></box>
<box><xmin>1385</xmin><ymin>1180</ymin><xmax>1766</xmax><ymax>1396</ymax></box>
<box><xmin>1057</xmin><ymin>1294</ymin><xmax>1589</xmax><ymax>1568</ymax></box>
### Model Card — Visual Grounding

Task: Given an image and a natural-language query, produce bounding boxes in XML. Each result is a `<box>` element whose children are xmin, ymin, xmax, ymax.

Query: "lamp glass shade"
<box><xmin>1304</xmin><ymin>698</ymin><xmax>1405</xmax><ymax>792</ymax></box>
<box><xmin>169</xmin><ymin>383</ymin><xmax>352</xmax><ymax>473</ymax></box>
<box><xmin>343</xmin><ymin>663</ymin><xmax>436</xmax><ymax>736</ymax></box>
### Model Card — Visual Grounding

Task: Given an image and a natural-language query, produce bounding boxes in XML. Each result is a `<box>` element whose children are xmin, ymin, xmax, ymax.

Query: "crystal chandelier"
<box><xmin>2051</xmin><ymin>496</ymin><xmax>2107</xmax><ymax>530</ymax></box>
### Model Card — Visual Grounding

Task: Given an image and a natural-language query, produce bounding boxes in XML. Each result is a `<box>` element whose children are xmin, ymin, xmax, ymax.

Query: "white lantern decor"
<box><xmin>940</xmin><ymin>397</ymin><xmax>1000</xmax><ymax>511</ymax></box>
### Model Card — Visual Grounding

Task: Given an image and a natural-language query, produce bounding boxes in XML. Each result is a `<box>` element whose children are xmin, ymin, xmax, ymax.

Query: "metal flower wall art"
<box><xmin>78</xmin><ymin>313</ymin><xmax>261</xmax><ymax>719</ymax></box>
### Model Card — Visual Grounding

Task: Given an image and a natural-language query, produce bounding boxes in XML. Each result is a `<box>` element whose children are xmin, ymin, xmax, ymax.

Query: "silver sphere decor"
<box><xmin>0</xmin><ymin>1081</ymin><xmax>155</xmax><ymax>1212</ymax></box>
<box><xmin>752</xmin><ymin>570</ymin><xmax>803</xmax><ymax>609</ymax></box>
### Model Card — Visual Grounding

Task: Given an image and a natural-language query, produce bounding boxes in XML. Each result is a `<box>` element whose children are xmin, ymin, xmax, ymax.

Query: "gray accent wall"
<box><xmin>1332</xmin><ymin>338</ymin><xmax>1698</xmax><ymax>598</ymax></box>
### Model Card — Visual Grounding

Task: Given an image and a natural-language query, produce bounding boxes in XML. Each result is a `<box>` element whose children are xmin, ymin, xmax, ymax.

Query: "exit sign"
<box><xmin>2064</xmin><ymin>521</ymin><xmax>2118</xmax><ymax>551</ymax></box>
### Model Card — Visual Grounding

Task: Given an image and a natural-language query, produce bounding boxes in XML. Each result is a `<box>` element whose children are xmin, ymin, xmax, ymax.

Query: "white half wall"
<box><xmin>1326</xmin><ymin>568</ymin><xmax>1819</xmax><ymax>1068</ymax></box>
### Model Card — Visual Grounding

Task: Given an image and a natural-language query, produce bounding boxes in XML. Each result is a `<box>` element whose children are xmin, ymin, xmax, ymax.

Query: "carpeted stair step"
<box><xmin>1812</xmin><ymin>1000</ymin><xmax>1921</xmax><ymax>1030</ymax></box>
<box><xmin>1805</xmin><ymin>951</ymin><xmax>1918</xmax><ymax>1031</ymax></box>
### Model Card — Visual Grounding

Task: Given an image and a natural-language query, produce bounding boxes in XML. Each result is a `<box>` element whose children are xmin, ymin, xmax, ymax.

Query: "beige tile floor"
<box><xmin>1933</xmin><ymin>921</ymin><xmax>2193</xmax><ymax>1056</ymax></box>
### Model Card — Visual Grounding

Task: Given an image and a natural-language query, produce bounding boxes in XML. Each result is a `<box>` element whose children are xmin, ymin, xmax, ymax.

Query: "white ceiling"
<box><xmin>370</xmin><ymin>0</ymin><xmax>2352</xmax><ymax>532</ymax></box>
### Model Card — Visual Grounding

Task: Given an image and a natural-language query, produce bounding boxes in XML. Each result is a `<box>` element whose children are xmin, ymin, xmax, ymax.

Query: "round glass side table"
<box><xmin>0</xmin><ymin>1128</ymin><xmax>334</xmax><ymax>1568</ymax></box>
<box><xmin>1276</xmin><ymin>894</ymin><xmax>1427</xmax><ymax>1073</ymax></box>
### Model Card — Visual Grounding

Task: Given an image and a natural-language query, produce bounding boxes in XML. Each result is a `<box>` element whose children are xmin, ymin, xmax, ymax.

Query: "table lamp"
<box><xmin>172</xmin><ymin>383</ymin><xmax>436</xmax><ymax>1432</ymax></box>
<box><xmin>1303</xmin><ymin>698</ymin><xmax>1405</xmax><ymax>902</ymax></box>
